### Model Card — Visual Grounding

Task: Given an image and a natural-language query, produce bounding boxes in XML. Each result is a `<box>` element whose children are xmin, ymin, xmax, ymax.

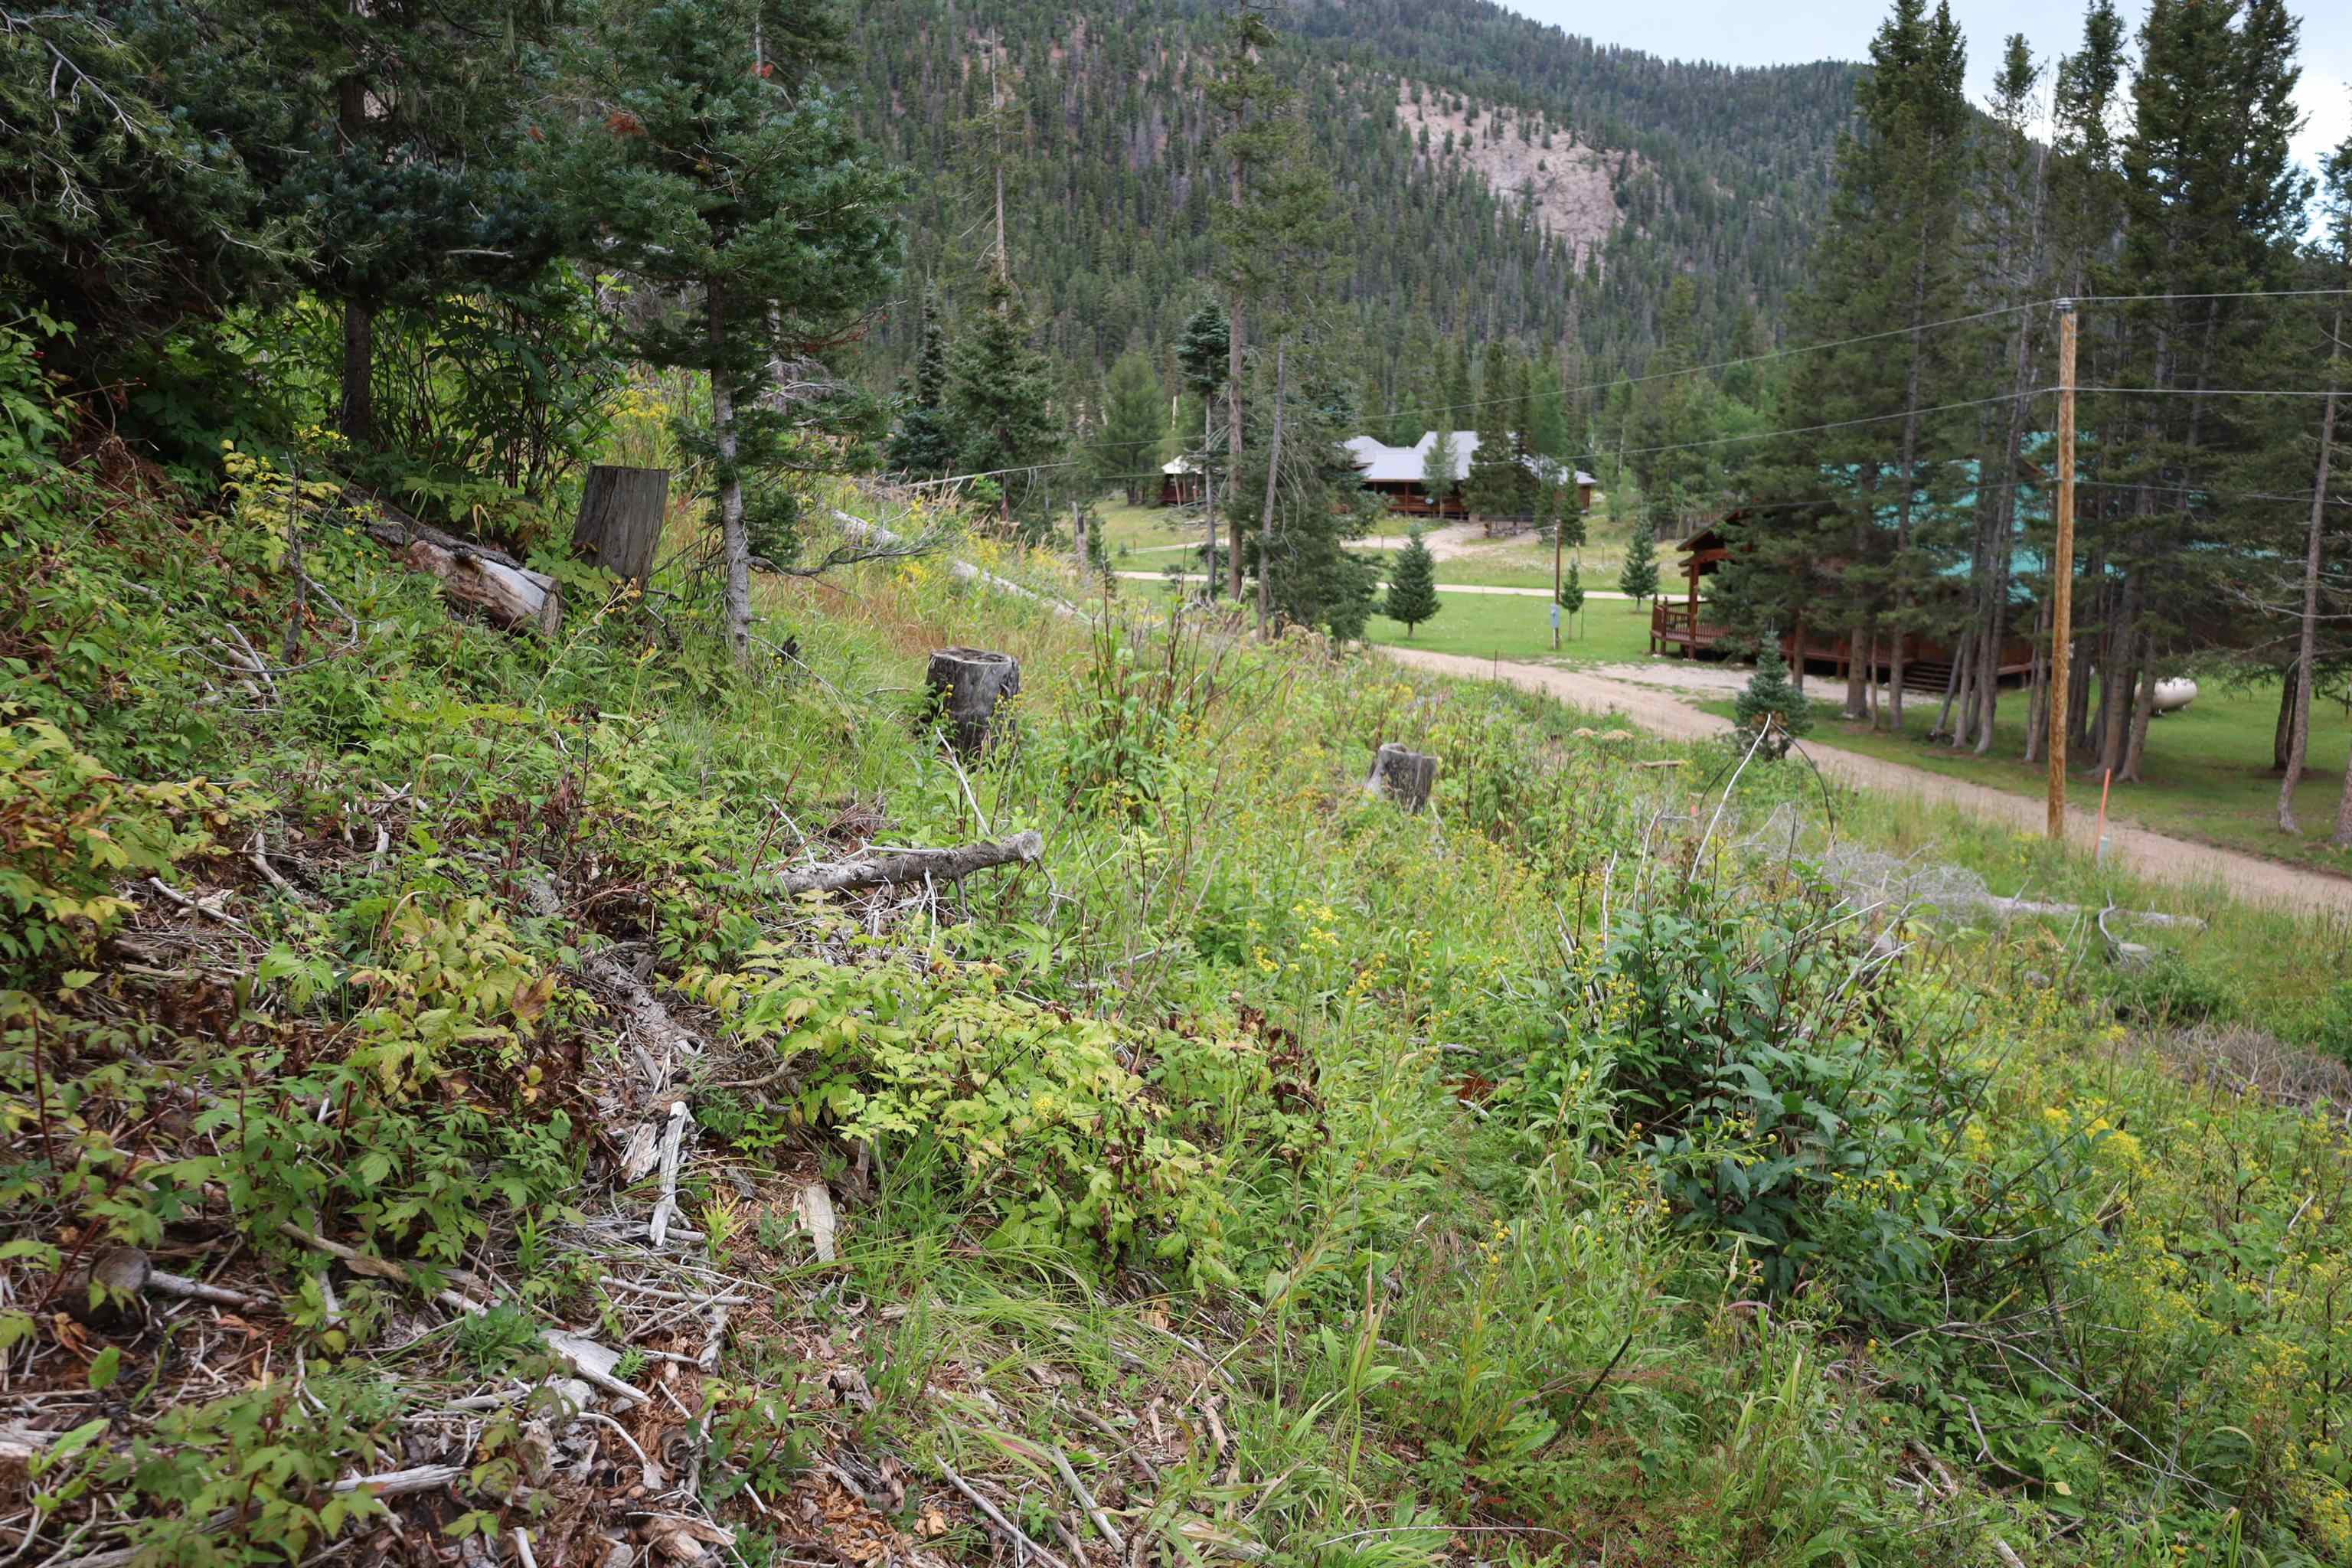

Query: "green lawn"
<box><xmin>1095</xmin><ymin>498</ymin><xmax>1677</xmax><ymax>596</ymax></box>
<box><xmin>1366</xmin><ymin>587</ymin><xmax>1659</xmax><ymax>664</ymax></box>
<box><xmin>1351</xmin><ymin>512</ymin><xmax>1673</xmax><ymax>593</ymax></box>
<box><xmin>1096</xmin><ymin>498</ymin><xmax>1201</xmax><ymax>557</ymax></box>
<box><xmin>1700</xmin><ymin>679</ymin><xmax>2352</xmax><ymax>873</ymax></box>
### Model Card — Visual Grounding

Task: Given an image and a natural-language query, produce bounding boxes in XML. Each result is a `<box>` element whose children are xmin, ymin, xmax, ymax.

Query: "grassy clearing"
<box><xmin>11</xmin><ymin>432</ymin><xmax>2352</xmax><ymax>1568</ymax></box>
<box><xmin>1365</xmin><ymin>587</ymin><xmax>1659</xmax><ymax>664</ymax></box>
<box><xmin>1096</xmin><ymin>498</ymin><xmax>1203</xmax><ymax>556</ymax></box>
<box><xmin>1710</xmin><ymin>680</ymin><xmax>2352</xmax><ymax>875</ymax></box>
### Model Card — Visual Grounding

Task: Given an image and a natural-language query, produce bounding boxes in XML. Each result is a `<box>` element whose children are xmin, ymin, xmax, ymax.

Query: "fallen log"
<box><xmin>773</xmin><ymin>831</ymin><xmax>1044</xmax><ymax>897</ymax></box>
<box><xmin>832</xmin><ymin>511</ymin><xmax>1088</xmax><ymax>622</ymax></box>
<box><xmin>365</xmin><ymin>513</ymin><xmax>560</xmax><ymax>636</ymax></box>
<box><xmin>1988</xmin><ymin>896</ymin><xmax>2204</xmax><ymax>930</ymax></box>
<box><xmin>521</xmin><ymin>878</ymin><xmax>703</xmax><ymax>1082</ymax></box>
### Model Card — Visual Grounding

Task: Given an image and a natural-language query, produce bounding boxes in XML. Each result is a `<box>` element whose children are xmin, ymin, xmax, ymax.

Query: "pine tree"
<box><xmin>1734</xmin><ymin>646</ymin><xmax>1814</xmax><ymax>760</ymax></box>
<box><xmin>2088</xmin><ymin>0</ymin><xmax>2308</xmax><ymax>779</ymax></box>
<box><xmin>887</xmin><ymin>290</ymin><xmax>958</xmax><ymax>479</ymax></box>
<box><xmin>1557</xmin><ymin>559</ymin><xmax>1586</xmax><ymax>623</ymax></box>
<box><xmin>547</xmin><ymin>0</ymin><xmax>902</xmax><ymax>665</ymax></box>
<box><xmin>1422</xmin><ymin>426</ymin><xmax>1462</xmax><ymax>513</ymax></box>
<box><xmin>946</xmin><ymin>271</ymin><xmax>1062</xmax><ymax>528</ymax></box>
<box><xmin>1213</xmin><ymin>2</ymin><xmax>1341</xmax><ymax>631</ymax></box>
<box><xmin>0</xmin><ymin>9</ymin><xmax>283</xmax><ymax>377</ymax></box>
<box><xmin>231</xmin><ymin>0</ymin><xmax>567</xmax><ymax>446</ymax></box>
<box><xmin>1619</xmin><ymin>514</ymin><xmax>1660</xmax><ymax>605</ymax></box>
<box><xmin>1719</xmin><ymin>0</ymin><xmax>1973</xmax><ymax>727</ymax></box>
<box><xmin>1441</xmin><ymin>340</ymin><xmax>1473</xmax><ymax>433</ymax></box>
<box><xmin>1210</xmin><ymin>1</ymin><xmax>1289</xmax><ymax>603</ymax></box>
<box><xmin>1385</xmin><ymin>528</ymin><xmax>1441</xmax><ymax>637</ymax></box>
<box><xmin>1094</xmin><ymin>348</ymin><xmax>1166</xmax><ymax>505</ymax></box>
<box><xmin>1528</xmin><ymin>341</ymin><xmax>1573</xmax><ymax>462</ymax></box>
<box><xmin>1176</xmin><ymin>305</ymin><xmax>1231</xmax><ymax>400</ymax></box>
<box><xmin>1628</xmin><ymin>275</ymin><xmax>1715</xmax><ymax>501</ymax></box>
<box><xmin>1175</xmin><ymin>302</ymin><xmax>1230</xmax><ymax>581</ymax></box>
<box><xmin>1232</xmin><ymin>348</ymin><xmax>1377</xmax><ymax>638</ymax></box>
<box><xmin>1462</xmin><ymin>345</ymin><xmax>1522</xmax><ymax>518</ymax></box>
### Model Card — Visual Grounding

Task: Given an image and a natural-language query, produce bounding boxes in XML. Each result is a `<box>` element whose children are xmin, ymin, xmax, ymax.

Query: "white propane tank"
<box><xmin>2151</xmin><ymin>677</ymin><xmax>2198</xmax><ymax>714</ymax></box>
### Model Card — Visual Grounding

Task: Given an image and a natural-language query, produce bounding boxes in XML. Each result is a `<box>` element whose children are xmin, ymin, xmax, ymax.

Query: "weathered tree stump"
<box><xmin>571</xmin><ymin>465</ymin><xmax>671</xmax><ymax>584</ymax></box>
<box><xmin>927</xmin><ymin>648</ymin><xmax>1022</xmax><ymax>757</ymax></box>
<box><xmin>1365</xmin><ymin>743</ymin><xmax>1437</xmax><ymax>812</ymax></box>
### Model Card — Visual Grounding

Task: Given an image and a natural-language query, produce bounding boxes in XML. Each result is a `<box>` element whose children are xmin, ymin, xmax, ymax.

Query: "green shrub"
<box><xmin>1570</xmin><ymin>890</ymin><xmax>1961</xmax><ymax>1295</ymax></box>
<box><xmin>690</xmin><ymin>945</ymin><xmax>1253</xmax><ymax>1285</ymax></box>
<box><xmin>2303</xmin><ymin>978</ymin><xmax>2352</xmax><ymax>1060</ymax></box>
<box><xmin>0</xmin><ymin>715</ymin><xmax>260</xmax><ymax>972</ymax></box>
<box><xmin>2099</xmin><ymin>951</ymin><xmax>2236</xmax><ymax>1027</ymax></box>
<box><xmin>1731</xmin><ymin>647</ymin><xmax>1812</xmax><ymax>760</ymax></box>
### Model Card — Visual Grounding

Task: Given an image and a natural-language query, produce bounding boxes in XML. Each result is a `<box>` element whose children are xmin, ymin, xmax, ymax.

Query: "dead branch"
<box><xmin>278</xmin><ymin>1223</ymin><xmax>646</xmax><ymax>1407</ymax></box>
<box><xmin>1050</xmin><ymin>1444</ymin><xmax>1127</xmax><ymax>1553</ymax></box>
<box><xmin>1989</xmin><ymin>896</ymin><xmax>2203</xmax><ymax>929</ymax></box>
<box><xmin>648</xmin><ymin>1102</ymin><xmax>689</xmax><ymax>1248</ymax></box>
<box><xmin>939</xmin><ymin>1462</ymin><xmax>1073</xmax><ymax>1568</ymax></box>
<box><xmin>521</xmin><ymin>878</ymin><xmax>704</xmax><ymax>1084</ymax></box>
<box><xmin>773</xmin><ymin>831</ymin><xmax>1043</xmax><ymax>897</ymax></box>
<box><xmin>148</xmin><ymin>1269</ymin><xmax>269</xmax><ymax>1312</ymax></box>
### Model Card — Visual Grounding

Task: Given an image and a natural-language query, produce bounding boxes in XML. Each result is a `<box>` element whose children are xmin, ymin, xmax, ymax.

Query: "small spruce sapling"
<box><xmin>1733</xmin><ymin>645</ymin><xmax>1813</xmax><ymax>760</ymax></box>
<box><xmin>1557</xmin><ymin>560</ymin><xmax>1585</xmax><ymax>634</ymax></box>
<box><xmin>1619</xmin><ymin>514</ymin><xmax>1660</xmax><ymax>606</ymax></box>
<box><xmin>1384</xmin><ymin>528</ymin><xmax>1441</xmax><ymax>638</ymax></box>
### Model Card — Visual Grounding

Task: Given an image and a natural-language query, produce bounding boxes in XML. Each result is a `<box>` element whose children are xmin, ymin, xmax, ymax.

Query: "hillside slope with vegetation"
<box><xmin>8</xmin><ymin>0</ymin><xmax>2352</xmax><ymax>1561</ymax></box>
<box><xmin>8</xmin><ymin>358</ymin><xmax>2352</xmax><ymax>1565</ymax></box>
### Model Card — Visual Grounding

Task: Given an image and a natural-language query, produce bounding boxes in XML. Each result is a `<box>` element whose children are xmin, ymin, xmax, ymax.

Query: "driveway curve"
<box><xmin>1380</xmin><ymin>645</ymin><xmax>2352</xmax><ymax>917</ymax></box>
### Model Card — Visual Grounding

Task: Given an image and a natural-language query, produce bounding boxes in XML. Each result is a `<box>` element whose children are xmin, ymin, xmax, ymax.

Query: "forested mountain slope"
<box><xmin>845</xmin><ymin>0</ymin><xmax>1858</xmax><ymax>387</ymax></box>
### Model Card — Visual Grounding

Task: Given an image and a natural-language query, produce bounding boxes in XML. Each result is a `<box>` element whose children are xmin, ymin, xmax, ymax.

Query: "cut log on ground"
<box><xmin>774</xmin><ymin>831</ymin><xmax>1044</xmax><ymax>897</ymax></box>
<box><xmin>1987</xmin><ymin>896</ymin><xmax>2204</xmax><ymax>929</ymax></box>
<box><xmin>366</xmin><ymin>512</ymin><xmax>559</xmax><ymax>635</ymax></box>
<box><xmin>1365</xmin><ymin>743</ymin><xmax>1438</xmax><ymax>812</ymax></box>
<box><xmin>927</xmin><ymin>648</ymin><xmax>1022</xmax><ymax>757</ymax></box>
<box><xmin>572</xmin><ymin>465</ymin><xmax>671</xmax><ymax>584</ymax></box>
<box><xmin>833</xmin><ymin>510</ymin><xmax>1088</xmax><ymax>622</ymax></box>
<box><xmin>521</xmin><ymin>878</ymin><xmax>703</xmax><ymax>1084</ymax></box>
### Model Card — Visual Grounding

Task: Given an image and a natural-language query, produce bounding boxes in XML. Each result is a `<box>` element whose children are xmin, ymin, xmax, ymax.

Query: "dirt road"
<box><xmin>1114</xmin><ymin>571</ymin><xmax>1629</xmax><ymax>600</ymax></box>
<box><xmin>1380</xmin><ymin>645</ymin><xmax>2352</xmax><ymax>916</ymax></box>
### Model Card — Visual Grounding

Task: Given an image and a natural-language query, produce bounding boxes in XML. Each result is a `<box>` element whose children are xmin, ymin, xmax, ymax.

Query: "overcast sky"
<box><xmin>1501</xmin><ymin>0</ymin><xmax>2350</xmax><ymax>190</ymax></box>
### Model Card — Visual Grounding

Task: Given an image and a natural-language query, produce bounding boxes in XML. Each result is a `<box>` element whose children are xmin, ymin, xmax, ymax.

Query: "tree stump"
<box><xmin>571</xmin><ymin>465</ymin><xmax>671</xmax><ymax>583</ymax></box>
<box><xmin>1365</xmin><ymin>743</ymin><xmax>1437</xmax><ymax>812</ymax></box>
<box><xmin>927</xmin><ymin>648</ymin><xmax>1022</xmax><ymax>757</ymax></box>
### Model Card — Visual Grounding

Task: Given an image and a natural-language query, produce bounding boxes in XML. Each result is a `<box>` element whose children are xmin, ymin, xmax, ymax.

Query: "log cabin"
<box><xmin>1158</xmin><ymin>456</ymin><xmax>1204</xmax><ymax>507</ymax></box>
<box><xmin>1652</xmin><ymin>514</ymin><xmax>2036</xmax><ymax>691</ymax></box>
<box><xmin>1341</xmin><ymin>433</ymin><xmax>1596</xmax><ymax>521</ymax></box>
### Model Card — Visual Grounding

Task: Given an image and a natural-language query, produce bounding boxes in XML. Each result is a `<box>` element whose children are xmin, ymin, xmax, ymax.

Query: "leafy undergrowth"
<box><xmin>6</xmin><ymin>418</ymin><xmax>2352</xmax><ymax>1568</ymax></box>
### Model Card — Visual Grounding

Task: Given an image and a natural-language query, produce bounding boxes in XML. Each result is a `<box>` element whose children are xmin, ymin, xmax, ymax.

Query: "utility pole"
<box><xmin>1552</xmin><ymin>490</ymin><xmax>1564</xmax><ymax>650</ymax></box>
<box><xmin>2046</xmin><ymin>301</ymin><xmax>2078</xmax><ymax>841</ymax></box>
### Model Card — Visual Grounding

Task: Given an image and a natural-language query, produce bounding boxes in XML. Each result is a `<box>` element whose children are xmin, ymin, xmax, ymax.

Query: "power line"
<box><xmin>1382</xmin><ymin>286</ymin><xmax>2352</xmax><ymax>426</ymax></box>
<box><xmin>2073</xmin><ymin>386</ymin><xmax>2345</xmax><ymax>399</ymax></box>
<box><xmin>1567</xmin><ymin>390</ymin><xmax>2052</xmax><ymax>462</ymax></box>
<box><xmin>2066</xmin><ymin>288</ymin><xmax>2352</xmax><ymax>304</ymax></box>
<box><xmin>1704</xmin><ymin>472</ymin><xmax>2349</xmax><ymax>519</ymax></box>
<box><xmin>893</xmin><ymin>460</ymin><xmax>1080</xmax><ymax>488</ymax></box>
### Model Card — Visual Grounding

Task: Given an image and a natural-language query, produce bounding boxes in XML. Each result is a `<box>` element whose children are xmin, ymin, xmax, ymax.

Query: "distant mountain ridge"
<box><xmin>846</xmin><ymin>0</ymin><xmax>1862</xmax><ymax>395</ymax></box>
